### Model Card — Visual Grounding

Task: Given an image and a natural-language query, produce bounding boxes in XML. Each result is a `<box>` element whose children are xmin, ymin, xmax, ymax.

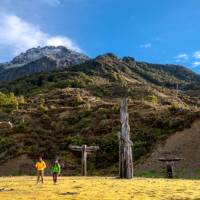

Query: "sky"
<box><xmin>0</xmin><ymin>0</ymin><xmax>200</xmax><ymax>71</ymax></box>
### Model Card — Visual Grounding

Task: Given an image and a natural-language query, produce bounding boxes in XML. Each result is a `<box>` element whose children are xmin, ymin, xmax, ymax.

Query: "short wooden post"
<box><xmin>166</xmin><ymin>162</ymin><xmax>173</xmax><ymax>178</ymax></box>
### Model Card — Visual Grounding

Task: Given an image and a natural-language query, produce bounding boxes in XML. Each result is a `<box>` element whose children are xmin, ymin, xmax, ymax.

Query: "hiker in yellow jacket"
<box><xmin>35</xmin><ymin>157</ymin><xmax>46</xmax><ymax>184</ymax></box>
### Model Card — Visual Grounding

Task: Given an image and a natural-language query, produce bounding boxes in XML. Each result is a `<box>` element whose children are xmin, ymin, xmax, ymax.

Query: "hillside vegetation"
<box><xmin>0</xmin><ymin>53</ymin><xmax>200</xmax><ymax>176</ymax></box>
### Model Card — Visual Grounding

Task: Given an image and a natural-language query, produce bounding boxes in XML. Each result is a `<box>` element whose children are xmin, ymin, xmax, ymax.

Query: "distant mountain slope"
<box><xmin>1</xmin><ymin>53</ymin><xmax>200</xmax><ymax>95</ymax></box>
<box><xmin>133</xmin><ymin>62</ymin><xmax>200</xmax><ymax>89</ymax></box>
<box><xmin>0</xmin><ymin>46</ymin><xmax>90</xmax><ymax>82</ymax></box>
<box><xmin>35</xmin><ymin>53</ymin><xmax>200</xmax><ymax>89</ymax></box>
<box><xmin>1</xmin><ymin>47</ymin><xmax>200</xmax><ymax>88</ymax></box>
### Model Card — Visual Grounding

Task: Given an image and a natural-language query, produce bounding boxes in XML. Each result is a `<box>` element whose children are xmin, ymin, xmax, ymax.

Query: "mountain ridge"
<box><xmin>0</xmin><ymin>46</ymin><xmax>90</xmax><ymax>82</ymax></box>
<box><xmin>1</xmin><ymin>47</ymin><xmax>200</xmax><ymax>87</ymax></box>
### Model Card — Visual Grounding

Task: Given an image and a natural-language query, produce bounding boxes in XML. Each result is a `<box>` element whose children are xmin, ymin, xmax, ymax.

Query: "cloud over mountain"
<box><xmin>175</xmin><ymin>53</ymin><xmax>189</xmax><ymax>63</ymax></box>
<box><xmin>0</xmin><ymin>13</ymin><xmax>81</xmax><ymax>61</ymax></box>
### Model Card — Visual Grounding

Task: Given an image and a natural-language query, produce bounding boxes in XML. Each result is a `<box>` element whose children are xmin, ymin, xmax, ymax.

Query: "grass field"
<box><xmin>0</xmin><ymin>176</ymin><xmax>200</xmax><ymax>200</ymax></box>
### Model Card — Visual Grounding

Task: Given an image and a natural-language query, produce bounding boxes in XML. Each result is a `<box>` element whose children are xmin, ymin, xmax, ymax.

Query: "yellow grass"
<box><xmin>0</xmin><ymin>176</ymin><xmax>200</xmax><ymax>200</ymax></box>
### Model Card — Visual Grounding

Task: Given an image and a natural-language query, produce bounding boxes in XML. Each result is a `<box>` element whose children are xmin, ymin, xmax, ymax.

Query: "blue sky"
<box><xmin>0</xmin><ymin>0</ymin><xmax>200</xmax><ymax>72</ymax></box>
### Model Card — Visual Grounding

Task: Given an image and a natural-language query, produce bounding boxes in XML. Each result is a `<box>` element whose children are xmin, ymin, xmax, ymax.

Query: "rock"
<box><xmin>0</xmin><ymin>188</ymin><xmax>14</xmax><ymax>192</ymax></box>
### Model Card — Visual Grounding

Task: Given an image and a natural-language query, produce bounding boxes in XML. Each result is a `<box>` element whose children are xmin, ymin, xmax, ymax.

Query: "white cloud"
<box><xmin>41</xmin><ymin>0</ymin><xmax>61</xmax><ymax>6</ymax></box>
<box><xmin>192</xmin><ymin>61</ymin><xmax>200</xmax><ymax>68</ymax></box>
<box><xmin>140</xmin><ymin>43</ymin><xmax>152</xmax><ymax>49</ymax></box>
<box><xmin>193</xmin><ymin>51</ymin><xmax>200</xmax><ymax>59</ymax></box>
<box><xmin>0</xmin><ymin>13</ymin><xmax>81</xmax><ymax>57</ymax></box>
<box><xmin>46</xmin><ymin>36</ymin><xmax>78</xmax><ymax>48</ymax></box>
<box><xmin>40</xmin><ymin>0</ymin><xmax>89</xmax><ymax>6</ymax></box>
<box><xmin>174</xmin><ymin>53</ymin><xmax>189</xmax><ymax>63</ymax></box>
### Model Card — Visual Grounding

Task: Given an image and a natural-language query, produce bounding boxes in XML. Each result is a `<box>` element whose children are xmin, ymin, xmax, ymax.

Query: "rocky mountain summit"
<box><xmin>0</xmin><ymin>46</ymin><xmax>90</xmax><ymax>82</ymax></box>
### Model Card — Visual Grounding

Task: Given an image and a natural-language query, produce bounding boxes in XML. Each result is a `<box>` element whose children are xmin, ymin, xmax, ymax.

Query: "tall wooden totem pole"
<box><xmin>119</xmin><ymin>98</ymin><xmax>133</xmax><ymax>179</ymax></box>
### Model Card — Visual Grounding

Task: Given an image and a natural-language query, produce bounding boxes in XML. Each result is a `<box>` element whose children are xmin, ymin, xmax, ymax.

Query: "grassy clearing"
<box><xmin>0</xmin><ymin>176</ymin><xmax>200</xmax><ymax>200</ymax></box>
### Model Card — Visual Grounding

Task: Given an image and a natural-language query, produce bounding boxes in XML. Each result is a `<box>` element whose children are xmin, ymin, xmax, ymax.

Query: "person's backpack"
<box><xmin>53</xmin><ymin>163</ymin><xmax>60</xmax><ymax>172</ymax></box>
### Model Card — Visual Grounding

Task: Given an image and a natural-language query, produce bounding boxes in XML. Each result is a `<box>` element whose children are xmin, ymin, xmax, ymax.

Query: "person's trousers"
<box><xmin>37</xmin><ymin>170</ymin><xmax>44</xmax><ymax>183</ymax></box>
<box><xmin>53</xmin><ymin>172</ymin><xmax>58</xmax><ymax>183</ymax></box>
<box><xmin>167</xmin><ymin>171</ymin><xmax>173</xmax><ymax>178</ymax></box>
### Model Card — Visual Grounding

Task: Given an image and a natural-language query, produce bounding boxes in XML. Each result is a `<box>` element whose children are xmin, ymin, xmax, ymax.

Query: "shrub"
<box><xmin>71</xmin><ymin>95</ymin><xmax>84</xmax><ymax>106</ymax></box>
<box><xmin>54</xmin><ymin>81</ymin><xmax>69</xmax><ymax>89</ymax></box>
<box><xmin>39</xmin><ymin>98</ymin><xmax>49</xmax><ymax>114</ymax></box>
<box><xmin>67</xmin><ymin>136</ymin><xmax>85</xmax><ymax>146</ymax></box>
<box><xmin>0</xmin><ymin>138</ymin><xmax>14</xmax><ymax>153</ymax></box>
<box><xmin>97</xmin><ymin>108</ymin><xmax>109</xmax><ymax>115</ymax></box>
<box><xmin>80</xmin><ymin>103</ymin><xmax>91</xmax><ymax>111</ymax></box>
<box><xmin>0</xmin><ymin>92</ymin><xmax>25</xmax><ymax>111</ymax></box>
<box><xmin>41</xmin><ymin>114</ymin><xmax>50</xmax><ymax>123</ymax></box>
<box><xmin>133</xmin><ymin>140</ymin><xmax>148</xmax><ymax>160</ymax></box>
<box><xmin>144</xmin><ymin>95</ymin><xmax>158</xmax><ymax>104</ymax></box>
<box><xmin>14</xmin><ymin>121</ymin><xmax>26</xmax><ymax>133</ymax></box>
<box><xmin>18</xmin><ymin>96</ymin><xmax>26</xmax><ymax>104</ymax></box>
<box><xmin>112</xmin><ymin>104</ymin><xmax>120</xmax><ymax>114</ymax></box>
<box><xmin>168</xmin><ymin>102</ymin><xmax>181</xmax><ymax>113</ymax></box>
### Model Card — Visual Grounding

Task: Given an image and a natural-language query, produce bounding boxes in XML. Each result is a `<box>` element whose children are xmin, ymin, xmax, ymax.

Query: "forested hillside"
<box><xmin>0</xmin><ymin>53</ymin><xmax>200</xmax><ymax>176</ymax></box>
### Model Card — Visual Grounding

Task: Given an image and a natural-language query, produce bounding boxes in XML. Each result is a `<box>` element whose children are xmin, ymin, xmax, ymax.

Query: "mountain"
<box><xmin>1</xmin><ymin>52</ymin><xmax>200</xmax><ymax>177</ymax></box>
<box><xmin>0</xmin><ymin>46</ymin><xmax>90</xmax><ymax>82</ymax></box>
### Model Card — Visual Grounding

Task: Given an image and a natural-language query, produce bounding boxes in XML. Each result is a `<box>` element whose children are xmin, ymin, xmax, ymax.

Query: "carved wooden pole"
<box><xmin>119</xmin><ymin>98</ymin><xmax>133</xmax><ymax>179</ymax></box>
<box><xmin>69</xmin><ymin>145</ymin><xmax>99</xmax><ymax>176</ymax></box>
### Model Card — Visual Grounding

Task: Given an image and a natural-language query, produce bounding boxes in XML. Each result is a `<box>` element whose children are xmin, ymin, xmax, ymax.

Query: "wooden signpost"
<box><xmin>158</xmin><ymin>158</ymin><xmax>184</xmax><ymax>178</ymax></box>
<box><xmin>119</xmin><ymin>98</ymin><xmax>133</xmax><ymax>179</ymax></box>
<box><xmin>69</xmin><ymin>145</ymin><xmax>99</xmax><ymax>176</ymax></box>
